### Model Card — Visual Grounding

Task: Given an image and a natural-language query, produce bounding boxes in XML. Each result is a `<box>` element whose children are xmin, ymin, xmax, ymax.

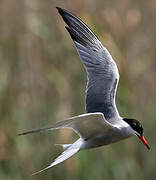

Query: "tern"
<box><xmin>18</xmin><ymin>7</ymin><xmax>150</xmax><ymax>175</ymax></box>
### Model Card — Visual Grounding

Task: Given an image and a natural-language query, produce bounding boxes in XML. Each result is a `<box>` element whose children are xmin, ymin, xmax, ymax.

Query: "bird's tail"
<box><xmin>32</xmin><ymin>138</ymin><xmax>83</xmax><ymax>176</ymax></box>
<box><xmin>55</xmin><ymin>144</ymin><xmax>72</xmax><ymax>150</ymax></box>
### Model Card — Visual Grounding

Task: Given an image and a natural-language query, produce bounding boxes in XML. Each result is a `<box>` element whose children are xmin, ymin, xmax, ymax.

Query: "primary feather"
<box><xmin>18</xmin><ymin>113</ymin><xmax>113</xmax><ymax>139</ymax></box>
<box><xmin>56</xmin><ymin>7</ymin><xmax>120</xmax><ymax>120</ymax></box>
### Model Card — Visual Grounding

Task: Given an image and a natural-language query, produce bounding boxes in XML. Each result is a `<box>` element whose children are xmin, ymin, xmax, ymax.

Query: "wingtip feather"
<box><xmin>56</xmin><ymin>7</ymin><xmax>68</xmax><ymax>17</ymax></box>
<box><xmin>56</xmin><ymin>7</ymin><xmax>62</xmax><ymax>12</ymax></box>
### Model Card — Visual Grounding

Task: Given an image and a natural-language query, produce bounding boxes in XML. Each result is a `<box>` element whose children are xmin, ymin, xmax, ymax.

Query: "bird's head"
<box><xmin>123</xmin><ymin>118</ymin><xmax>150</xmax><ymax>150</ymax></box>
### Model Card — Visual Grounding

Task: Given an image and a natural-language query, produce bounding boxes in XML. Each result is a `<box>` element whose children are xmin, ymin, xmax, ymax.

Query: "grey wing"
<box><xmin>57</xmin><ymin>7</ymin><xmax>120</xmax><ymax>119</ymax></box>
<box><xmin>62</xmin><ymin>113</ymin><xmax>114</xmax><ymax>139</ymax></box>
<box><xmin>18</xmin><ymin>113</ymin><xmax>114</xmax><ymax>140</ymax></box>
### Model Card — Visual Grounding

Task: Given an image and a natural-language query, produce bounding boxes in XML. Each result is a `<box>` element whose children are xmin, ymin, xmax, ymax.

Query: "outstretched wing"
<box><xmin>57</xmin><ymin>7</ymin><xmax>120</xmax><ymax>120</ymax></box>
<box><xmin>18</xmin><ymin>113</ymin><xmax>114</xmax><ymax>140</ymax></box>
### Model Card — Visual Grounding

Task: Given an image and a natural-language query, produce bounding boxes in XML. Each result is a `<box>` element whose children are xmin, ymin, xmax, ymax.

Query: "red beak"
<box><xmin>137</xmin><ymin>135</ymin><xmax>150</xmax><ymax>150</ymax></box>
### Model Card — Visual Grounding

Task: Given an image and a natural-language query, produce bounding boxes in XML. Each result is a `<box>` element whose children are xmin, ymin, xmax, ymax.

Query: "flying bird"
<box><xmin>18</xmin><ymin>7</ymin><xmax>150</xmax><ymax>175</ymax></box>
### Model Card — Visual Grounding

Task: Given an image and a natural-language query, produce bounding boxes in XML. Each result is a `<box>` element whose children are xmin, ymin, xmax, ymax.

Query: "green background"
<box><xmin>0</xmin><ymin>0</ymin><xmax>155</xmax><ymax>179</ymax></box>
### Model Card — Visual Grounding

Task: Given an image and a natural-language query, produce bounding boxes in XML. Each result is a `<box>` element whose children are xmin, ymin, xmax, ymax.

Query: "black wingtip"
<box><xmin>56</xmin><ymin>7</ymin><xmax>61</xmax><ymax>12</ymax></box>
<box><xmin>56</xmin><ymin>7</ymin><xmax>66</xmax><ymax>15</ymax></box>
<box><xmin>56</xmin><ymin>6</ymin><xmax>96</xmax><ymax>48</ymax></box>
<box><xmin>65</xmin><ymin>26</ymin><xmax>77</xmax><ymax>42</ymax></box>
<box><xmin>56</xmin><ymin>7</ymin><xmax>70</xmax><ymax>25</ymax></box>
<box><xmin>56</xmin><ymin>7</ymin><xmax>75</xmax><ymax>40</ymax></box>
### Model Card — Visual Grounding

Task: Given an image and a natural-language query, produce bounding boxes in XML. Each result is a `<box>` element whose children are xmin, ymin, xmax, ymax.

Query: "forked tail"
<box><xmin>32</xmin><ymin>138</ymin><xmax>84</xmax><ymax>175</ymax></box>
<box><xmin>55</xmin><ymin>144</ymin><xmax>72</xmax><ymax>150</ymax></box>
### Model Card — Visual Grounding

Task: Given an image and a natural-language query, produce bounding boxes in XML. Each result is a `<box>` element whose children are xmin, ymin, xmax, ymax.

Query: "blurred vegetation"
<box><xmin>0</xmin><ymin>0</ymin><xmax>156</xmax><ymax>179</ymax></box>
